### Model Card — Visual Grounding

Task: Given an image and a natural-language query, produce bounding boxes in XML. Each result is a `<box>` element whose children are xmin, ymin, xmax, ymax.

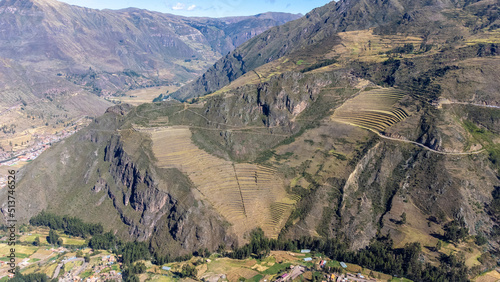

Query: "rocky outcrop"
<box><xmin>102</xmin><ymin>131</ymin><xmax>235</xmax><ymax>253</ymax></box>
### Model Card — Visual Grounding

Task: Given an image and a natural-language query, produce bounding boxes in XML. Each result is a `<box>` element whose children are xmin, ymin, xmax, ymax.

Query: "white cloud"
<box><xmin>171</xmin><ymin>2</ymin><xmax>185</xmax><ymax>10</ymax></box>
<box><xmin>187</xmin><ymin>4</ymin><xmax>196</xmax><ymax>10</ymax></box>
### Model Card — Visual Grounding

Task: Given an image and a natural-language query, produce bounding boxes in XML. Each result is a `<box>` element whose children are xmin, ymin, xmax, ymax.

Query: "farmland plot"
<box><xmin>149</xmin><ymin>126</ymin><xmax>297</xmax><ymax>240</ymax></box>
<box><xmin>331</xmin><ymin>88</ymin><xmax>408</xmax><ymax>132</ymax></box>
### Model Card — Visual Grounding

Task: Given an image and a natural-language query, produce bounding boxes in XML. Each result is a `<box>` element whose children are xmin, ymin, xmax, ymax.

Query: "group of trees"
<box><xmin>46</xmin><ymin>229</ymin><xmax>63</xmax><ymax>246</ymax></box>
<box><xmin>387</xmin><ymin>43</ymin><xmax>415</xmax><ymax>55</ymax></box>
<box><xmin>9</xmin><ymin>267</ymin><xmax>55</xmax><ymax>282</ymax></box>
<box><xmin>226</xmin><ymin>229</ymin><xmax>469</xmax><ymax>282</ymax></box>
<box><xmin>443</xmin><ymin>220</ymin><xmax>469</xmax><ymax>243</ymax></box>
<box><xmin>30</xmin><ymin>211</ymin><xmax>103</xmax><ymax>238</ymax></box>
<box><xmin>26</xmin><ymin>212</ymin><xmax>470</xmax><ymax>282</ymax></box>
<box><xmin>122</xmin><ymin>262</ymin><xmax>146</xmax><ymax>282</ymax></box>
<box><xmin>120</xmin><ymin>242</ymin><xmax>150</xmax><ymax>265</ymax></box>
<box><xmin>87</xmin><ymin>231</ymin><xmax>122</xmax><ymax>251</ymax></box>
<box><xmin>87</xmin><ymin>232</ymin><xmax>150</xmax><ymax>264</ymax></box>
<box><xmin>179</xmin><ymin>264</ymin><xmax>197</xmax><ymax>279</ymax></box>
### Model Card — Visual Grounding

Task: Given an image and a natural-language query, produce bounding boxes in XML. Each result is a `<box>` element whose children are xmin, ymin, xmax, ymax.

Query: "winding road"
<box><xmin>373</xmin><ymin>131</ymin><xmax>485</xmax><ymax>156</ymax></box>
<box><xmin>52</xmin><ymin>257</ymin><xmax>86</xmax><ymax>279</ymax></box>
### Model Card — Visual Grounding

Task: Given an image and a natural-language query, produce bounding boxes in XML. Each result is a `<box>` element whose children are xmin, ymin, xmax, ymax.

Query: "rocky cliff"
<box><xmin>2</xmin><ymin>105</ymin><xmax>235</xmax><ymax>255</ymax></box>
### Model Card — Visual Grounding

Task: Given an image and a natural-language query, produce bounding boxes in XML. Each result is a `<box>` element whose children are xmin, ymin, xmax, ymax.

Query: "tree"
<box><xmin>84</xmin><ymin>254</ymin><xmax>90</xmax><ymax>263</ymax></box>
<box><xmin>443</xmin><ymin>220</ymin><xmax>468</xmax><ymax>243</ymax></box>
<box><xmin>131</xmin><ymin>262</ymin><xmax>146</xmax><ymax>274</ymax></box>
<box><xmin>76</xmin><ymin>250</ymin><xmax>83</xmax><ymax>257</ymax></box>
<box><xmin>435</xmin><ymin>240</ymin><xmax>442</xmax><ymax>251</ymax></box>
<box><xmin>474</xmin><ymin>234</ymin><xmax>487</xmax><ymax>246</ymax></box>
<box><xmin>47</xmin><ymin>229</ymin><xmax>60</xmax><ymax>245</ymax></box>
<box><xmin>400</xmin><ymin>212</ymin><xmax>407</xmax><ymax>225</ymax></box>
<box><xmin>180</xmin><ymin>264</ymin><xmax>197</xmax><ymax>278</ymax></box>
<box><xmin>33</xmin><ymin>236</ymin><xmax>40</xmax><ymax>246</ymax></box>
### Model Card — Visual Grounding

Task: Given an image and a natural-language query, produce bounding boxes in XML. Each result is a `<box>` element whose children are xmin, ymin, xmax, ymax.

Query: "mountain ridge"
<box><xmin>168</xmin><ymin>0</ymin><xmax>492</xmax><ymax>101</ymax></box>
<box><xmin>0</xmin><ymin>0</ymin><xmax>300</xmax><ymax>162</ymax></box>
<box><xmin>0</xmin><ymin>0</ymin><xmax>301</xmax><ymax>93</ymax></box>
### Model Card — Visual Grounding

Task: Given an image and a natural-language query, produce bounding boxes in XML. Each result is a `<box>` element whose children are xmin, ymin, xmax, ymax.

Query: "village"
<box><xmin>0</xmin><ymin>114</ymin><xmax>95</xmax><ymax>189</ymax></box>
<box><xmin>1</xmin><ymin>227</ymin><xmax>500</xmax><ymax>282</ymax></box>
<box><xmin>0</xmin><ymin>227</ymin><xmax>396</xmax><ymax>282</ymax></box>
<box><xmin>0</xmin><ymin>130</ymin><xmax>76</xmax><ymax>187</ymax></box>
<box><xmin>0</xmin><ymin>227</ymin><xmax>124</xmax><ymax>282</ymax></box>
<box><xmin>0</xmin><ymin>245</ymin><xmax>123</xmax><ymax>281</ymax></box>
<box><xmin>272</xmin><ymin>250</ymin><xmax>376</xmax><ymax>282</ymax></box>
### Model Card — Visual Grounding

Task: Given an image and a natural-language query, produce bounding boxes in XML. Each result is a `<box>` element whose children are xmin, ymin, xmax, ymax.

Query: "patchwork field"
<box><xmin>108</xmin><ymin>86</ymin><xmax>178</xmax><ymax>106</ymax></box>
<box><xmin>332</xmin><ymin>29</ymin><xmax>424</xmax><ymax>63</ymax></box>
<box><xmin>148</xmin><ymin>126</ymin><xmax>297</xmax><ymax>241</ymax></box>
<box><xmin>331</xmin><ymin>87</ymin><xmax>408</xmax><ymax>132</ymax></box>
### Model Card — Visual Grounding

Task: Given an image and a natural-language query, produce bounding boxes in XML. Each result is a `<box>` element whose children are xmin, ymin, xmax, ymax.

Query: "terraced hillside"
<box><xmin>331</xmin><ymin>88</ymin><xmax>408</xmax><ymax>132</ymax></box>
<box><xmin>148</xmin><ymin>126</ymin><xmax>297</xmax><ymax>240</ymax></box>
<box><xmin>4</xmin><ymin>0</ymin><xmax>500</xmax><ymax>273</ymax></box>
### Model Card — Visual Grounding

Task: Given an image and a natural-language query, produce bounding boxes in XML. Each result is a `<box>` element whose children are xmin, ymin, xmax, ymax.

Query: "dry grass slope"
<box><xmin>331</xmin><ymin>88</ymin><xmax>408</xmax><ymax>132</ymax></box>
<box><xmin>148</xmin><ymin>126</ymin><xmax>297</xmax><ymax>241</ymax></box>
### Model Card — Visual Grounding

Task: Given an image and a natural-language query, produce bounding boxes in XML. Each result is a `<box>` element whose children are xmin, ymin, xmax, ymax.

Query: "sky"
<box><xmin>57</xmin><ymin>0</ymin><xmax>333</xmax><ymax>18</ymax></box>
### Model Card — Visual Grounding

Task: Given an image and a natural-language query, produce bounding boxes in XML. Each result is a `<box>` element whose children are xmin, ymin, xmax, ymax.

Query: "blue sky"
<box><xmin>58</xmin><ymin>0</ymin><xmax>333</xmax><ymax>17</ymax></box>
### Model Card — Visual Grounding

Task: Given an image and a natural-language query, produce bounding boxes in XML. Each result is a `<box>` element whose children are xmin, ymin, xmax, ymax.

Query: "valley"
<box><xmin>0</xmin><ymin>0</ymin><xmax>300</xmax><ymax>173</ymax></box>
<box><xmin>1</xmin><ymin>0</ymin><xmax>500</xmax><ymax>281</ymax></box>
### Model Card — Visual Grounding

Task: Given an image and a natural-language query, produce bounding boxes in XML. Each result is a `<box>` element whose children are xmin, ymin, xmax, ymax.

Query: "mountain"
<box><xmin>0</xmin><ymin>0</ymin><xmax>300</xmax><ymax>161</ymax></box>
<box><xmin>2</xmin><ymin>0</ymin><xmax>500</xmax><ymax>273</ymax></box>
<box><xmin>0</xmin><ymin>0</ymin><xmax>301</xmax><ymax>95</ymax></box>
<box><xmin>169</xmin><ymin>0</ymin><xmax>500</xmax><ymax>100</ymax></box>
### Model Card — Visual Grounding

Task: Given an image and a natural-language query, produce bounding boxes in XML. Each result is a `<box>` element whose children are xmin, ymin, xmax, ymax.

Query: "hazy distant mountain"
<box><xmin>0</xmin><ymin>0</ymin><xmax>300</xmax><ymax>159</ymax></box>
<box><xmin>0</xmin><ymin>0</ymin><xmax>301</xmax><ymax>95</ymax></box>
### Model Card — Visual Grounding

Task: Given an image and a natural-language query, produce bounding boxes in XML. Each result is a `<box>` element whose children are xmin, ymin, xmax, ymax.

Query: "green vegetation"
<box><xmin>178</xmin><ymin>264</ymin><xmax>197</xmax><ymax>279</ymax></box>
<box><xmin>88</xmin><ymin>231</ymin><xmax>150</xmax><ymax>264</ymax></box>
<box><xmin>30</xmin><ymin>211</ymin><xmax>103</xmax><ymax>238</ymax></box>
<box><xmin>226</xmin><ymin>230</ymin><xmax>468</xmax><ymax>282</ymax></box>
<box><xmin>461</xmin><ymin>118</ymin><xmax>500</xmax><ymax>173</ymax></box>
<box><xmin>122</xmin><ymin>262</ymin><xmax>147</xmax><ymax>282</ymax></box>
<box><xmin>300</xmin><ymin>58</ymin><xmax>338</xmax><ymax>73</ymax></box>
<box><xmin>9</xmin><ymin>267</ymin><xmax>56</xmax><ymax>282</ymax></box>
<box><xmin>262</xmin><ymin>262</ymin><xmax>292</xmax><ymax>275</ymax></box>
<box><xmin>491</xmin><ymin>186</ymin><xmax>500</xmax><ymax>217</ymax></box>
<box><xmin>386</xmin><ymin>43</ymin><xmax>415</xmax><ymax>55</ymax></box>
<box><xmin>46</xmin><ymin>229</ymin><xmax>62</xmax><ymax>246</ymax></box>
<box><xmin>247</xmin><ymin>274</ymin><xmax>264</xmax><ymax>282</ymax></box>
<box><xmin>443</xmin><ymin>220</ymin><xmax>469</xmax><ymax>243</ymax></box>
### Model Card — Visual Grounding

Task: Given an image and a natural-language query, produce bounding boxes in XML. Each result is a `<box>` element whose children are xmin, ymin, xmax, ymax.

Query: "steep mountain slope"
<box><xmin>169</xmin><ymin>0</ymin><xmax>499</xmax><ymax>100</ymax></box>
<box><xmin>0</xmin><ymin>57</ymin><xmax>113</xmax><ymax>158</ymax></box>
<box><xmin>0</xmin><ymin>0</ymin><xmax>300</xmax><ymax>95</ymax></box>
<box><xmin>0</xmin><ymin>0</ymin><xmax>299</xmax><ymax>162</ymax></box>
<box><xmin>2</xmin><ymin>0</ymin><xmax>500</xmax><ymax>270</ymax></box>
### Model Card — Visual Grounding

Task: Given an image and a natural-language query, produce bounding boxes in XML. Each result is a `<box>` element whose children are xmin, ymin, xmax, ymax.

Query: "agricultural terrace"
<box><xmin>331</xmin><ymin>88</ymin><xmax>408</xmax><ymax>132</ymax></box>
<box><xmin>332</xmin><ymin>29</ymin><xmax>423</xmax><ymax>63</ymax></box>
<box><xmin>148</xmin><ymin>126</ymin><xmax>298</xmax><ymax>241</ymax></box>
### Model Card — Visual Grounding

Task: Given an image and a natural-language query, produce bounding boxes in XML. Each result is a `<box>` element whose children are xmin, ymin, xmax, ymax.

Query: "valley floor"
<box><xmin>1</xmin><ymin>227</ymin><xmax>497</xmax><ymax>282</ymax></box>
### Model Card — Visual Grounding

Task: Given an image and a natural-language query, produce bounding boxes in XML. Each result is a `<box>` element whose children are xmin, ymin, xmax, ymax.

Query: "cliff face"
<box><xmin>2</xmin><ymin>106</ymin><xmax>235</xmax><ymax>255</ymax></box>
<box><xmin>189</xmin><ymin>71</ymin><xmax>349</xmax><ymax>161</ymax></box>
<box><xmin>102</xmin><ymin>133</ymin><xmax>235</xmax><ymax>253</ymax></box>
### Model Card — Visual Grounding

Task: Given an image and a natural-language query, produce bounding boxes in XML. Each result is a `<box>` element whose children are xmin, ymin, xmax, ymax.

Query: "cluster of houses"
<box><xmin>55</xmin><ymin>254</ymin><xmax>121</xmax><ymax>282</ymax></box>
<box><xmin>82</xmin><ymin>255</ymin><xmax>121</xmax><ymax>281</ymax></box>
<box><xmin>0</xmin><ymin>130</ymin><xmax>76</xmax><ymax>170</ymax></box>
<box><xmin>275</xmin><ymin>250</ymin><xmax>375</xmax><ymax>282</ymax></box>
